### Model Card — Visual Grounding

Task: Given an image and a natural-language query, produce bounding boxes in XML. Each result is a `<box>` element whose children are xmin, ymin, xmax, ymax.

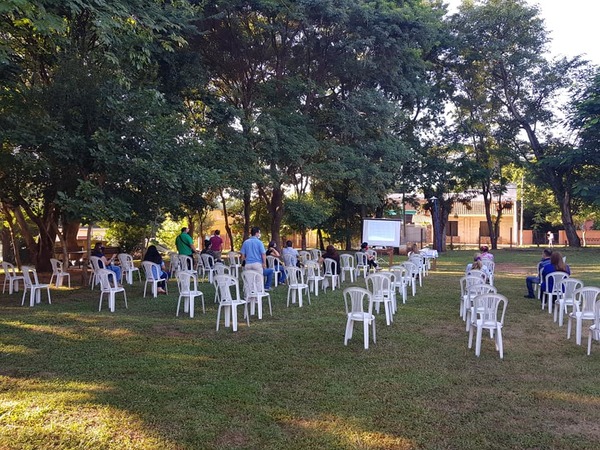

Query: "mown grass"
<box><xmin>2</xmin><ymin>248</ymin><xmax>600</xmax><ymax>449</ymax></box>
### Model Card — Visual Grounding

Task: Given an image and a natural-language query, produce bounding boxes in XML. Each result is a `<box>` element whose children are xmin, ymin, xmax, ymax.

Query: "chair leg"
<box><xmin>344</xmin><ymin>318</ymin><xmax>354</xmax><ymax>345</ymax></box>
<box><xmin>475</xmin><ymin>325</ymin><xmax>483</xmax><ymax>357</ymax></box>
<box><xmin>363</xmin><ymin>320</ymin><xmax>370</xmax><ymax>349</ymax></box>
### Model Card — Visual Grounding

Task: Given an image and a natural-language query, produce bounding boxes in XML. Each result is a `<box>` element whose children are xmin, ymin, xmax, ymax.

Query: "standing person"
<box><xmin>176</xmin><ymin>227</ymin><xmax>197</xmax><ymax>270</ymax></box>
<box><xmin>143</xmin><ymin>245</ymin><xmax>170</xmax><ymax>294</ymax></box>
<box><xmin>281</xmin><ymin>240</ymin><xmax>300</xmax><ymax>267</ymax></box>
<box><xmin>547</xmin><ymin>231</ymin><xmax>554</xmax><ymax>247</ymax></box>
<box><xmin>240</xmin><ymin>227</ymin><xmax>274</xmax><ymax>291</ymax></box>
<box><xmin>524</xmin><ymin>249</ymin><xmax>553</xmax><ymax>299</ymax></box>
<box><xmin>209</xmin><ymin>229</ymin><xmax>224</xmax><ymax>262</ymax></box>
<box><xmin>360</xmin><ymin>242</ymin><xmax>379</xmax><ymax>271</ymax></box>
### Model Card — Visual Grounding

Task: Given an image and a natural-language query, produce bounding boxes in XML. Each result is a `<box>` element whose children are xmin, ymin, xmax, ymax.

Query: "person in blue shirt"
<box><xmin>240</xmin><ymin>227</ymin><xmax>274</xmax><ymax>290</ymax></box>
<box><xmin>524</xmin><ymin>248</ymin><xmax>553</xmax><ymax>298</ymax></box>
<box><xmin>541</xmin><ymin>251</ymin><xmax>570</xmax><ymax>294</ymax></box>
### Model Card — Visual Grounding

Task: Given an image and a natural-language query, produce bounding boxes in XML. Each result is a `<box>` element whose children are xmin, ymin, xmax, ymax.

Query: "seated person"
<box><xmin>200</xmin><ymin>240</ymin><xmax>216</xmax><ymax>267</ymax></box>
<box><xmin>465</xmin><ymin>253</ymin><xmax>481</xmax><ymax>273</ymax></box>
<box><xmin>91</xmin><ymin>243</ymin><xmax>122</xmax><ymax>284</ymax></box>
<box><xmin>479</xmin><ymin>245</ymin><xmax>494</xmax><ymax>261</ymax></box>
<box><xmin>266</xmin><ymin>241</ymin><xmax>286</xmax><ymax>284</ymax></box>
<box><xmin>143</xmin><ymin>245</ymin><xmax>170</xmax><ymax>294</ymax></box>
<box><xmin>281</xmin><ymin>240</ymin><xmax>301</xmax><ymax>267</ymax></box>
<box><xmin>524</xmin><ymin>249</ymin><xmax>552</xmax><ymax>298</ymax></box>
<box><xmin>360</xmin><ymin>242</ymin><xmax>379</xmax><ymax>271</ymax></box>
<box><xmin>319</xmin><ymin>245</ymin><xmax>341</xmax><ymax>274</ymax></box>
<box><xmin>541</xmin><ymin>251</ymin><xmax>570</xmax><ymax>295</ymax></box>
<box><xmin>407</xmin><ymin>243</ymin><xmax>420</xmax><ymax>258</ymax></box>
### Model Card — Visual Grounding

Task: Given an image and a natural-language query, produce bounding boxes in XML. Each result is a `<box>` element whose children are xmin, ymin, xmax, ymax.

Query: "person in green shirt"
<box><xmin>176</xmin><ymin>227</ymin><xmax>198</xmax><ymax>269</ymax></box>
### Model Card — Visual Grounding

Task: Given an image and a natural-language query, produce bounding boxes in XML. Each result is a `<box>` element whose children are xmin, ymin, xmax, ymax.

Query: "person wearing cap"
<box><xmin>360</xmin><ymin>242</ymin><xmax>379</xmax><ymax>271</ymax></box>
<box><xmin>240</xmin><ymin>227</ymin><xmax>274</xmax><ymax>290</ymax></box>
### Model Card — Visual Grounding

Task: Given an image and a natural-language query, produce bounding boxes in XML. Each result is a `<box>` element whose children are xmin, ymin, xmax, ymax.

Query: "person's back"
<box><xmin>209</xmin><ymin>230</ymin><xmax>223</xmax><ymax>261</ymax></box>
<box><xmin>541</xmin><ymin>251</ymin><xmax>570</xmax><ymax>292</ymax></box>
<box><xmin>282</xmin><ymin>241</ymin><xmax>299</xmax><ymax>267</ymax></box>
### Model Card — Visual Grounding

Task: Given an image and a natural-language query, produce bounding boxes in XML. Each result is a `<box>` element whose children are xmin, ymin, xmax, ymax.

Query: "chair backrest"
<box><xmin>118</xmin><ymin>253</ymin><xmax>134</xmax><ymax>271</ymax></box>
<box><xmin>176</xmin><ymin>270</ymin><xmax>197</xmax><ymax>293</ymax></box>
<box><xmin>391</xmin><ymin>266</ymin><xmax>407</xmax><ymax>284</ymax></box>
<box><xmin>227</xmin><ymin>252</ymin><xmax>241</xmax><ymax>266</ymax></box>
<box><xmin>214</xmin><ymin>274</ymin><xmax>240</xmax><ymax>302</ymax></box>
<box><xmin>366</xmin><ymin>249</ymin><xmax>377</xmax><ymax>260</ymax></box>
<box><xmin>593</xmin><ymin>299</ymin><xmax>600</xmax><ymax>330</ymax></box>
<box><xmin>50</xmin><ymin>258</ymin><xmax>63</xmax><ymax>274</ymax></box>
<box><xmin>89</xmin><ymin>256</ymin><xmax>103</xmax><ymax>272</ymax></box>
<box><xmin>340</xmin><ymin>254</ymin><xmax>354</xmax><ymax>270</ymax></box>
<box><xmin>366</xmin><ymin>273</ymin><xmax>391</xmax><ymax>297</ymax></box>
<box><xmin>286</xmin><ymin>266</ymin><xmax>304</xmax><ymax>285</ymax></box>
<box><xmin>242</xmin><ymin>270</ymin><xmax>264</xmax><ymax>297</ymax></box>
<box><xmin>304</xmin><ymin>260</ymin><xmax>322</xmax><ymax>278</ymax></box>
<box><xmin>467</xmin><ymin>283</ymin><xmax>497</xmax><ymax>305</ymax></box>
<box><xmin>343</xmin><ymin>287</ymin><xmax>373</xmax><ymax>315</ymax></box>
<box><xmin>574</xmin><ymin>287</ymin><xmax>600</xmax><ymax>316</ymax></box>
<box><xmin>401</xmin><ymin>261</ymin><xmax>418</xmax><ymax>277</ymax></box>
<box><xmin>561</xmin><ymin>278</ymin><xmax>584</xmax><ymax>300</ymax></box>
<box><xmin>481</xmin><ymin>259</ymin><xmax>495</xmax><ymax>273</ymax></box>
<box><xmin>266</xmin><ymin>255</ymin><xmax>281</xmax><ymax>271</ymax></box>
<box><xmin>21</xmin><ymin>265</ymin><xmax>35</xmax><ymax>287</ymax></box>
<box><xmin>310</xmin><ymin>249</ymin><xmax>322</xmax><ymax>260</ymax></box>
<box><xmin>200</xmin><ymin>253</ymin><xmax>215</xmax><ymax>269</ymax></box>
<box><xmin>467</xmin><ymin>269</ymin><xmax>489</xmax><ymax>284</ymax></box>
<box><xmin>213</xmin><ymin>262</ymin><xmax>230</xmax><ymax>277</ymax></box>
<box><xmin>473</xmin><ymin>293</ymin><xmax>508</xmax><ymax>326</ymax></box>
<box><xmin>323</xmin><ymin>258</ymin><xmax>337</xmax><ymax>276</ymax></box>
<box><xmin>355</xmin><ymin>252</ymin><xmax>368</xmax><ymax>266</ymax></box>
<box><xmin>460</xmin><ymin>275</ymin><xmax>486</xmax><ymax>298</ymax></box>
<box><xmin>545</xmin><ymin>271</ymin><xmax>569</xmax><ymax>294</ymax></box>
<box><xmin>298</xmin><ymin>251</ymin><xmax>312</xmax><ymax>264</ymax></box>
<box><xmin>97</xmin><ymin>268</ymin><xmax>118</xmax><ymax>291</ymax></box>
<box><xmin>2</xmin><ymin>261</ymin><xmax>18</xmax><ymax>278</ymax></box>
<box><xmin>141</xmin><ymin>261</ymin><xmax>161</xmax><ymax>281</ymax></box>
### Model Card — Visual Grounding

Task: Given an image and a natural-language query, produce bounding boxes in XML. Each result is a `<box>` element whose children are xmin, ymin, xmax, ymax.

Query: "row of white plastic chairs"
<box><xmin>460</xmin><ymin>265</ymin><xmax>508</xmax><ymax>359</ymax></box>
<box><xmin>535</xmin><ymin>271</ymin><xmax>600</xmax><ymax>355</ymax></box>
<box><xmin>342</xmin><ymin>255</ymin><xmax>435</xmax><ymax>350</ymax></box>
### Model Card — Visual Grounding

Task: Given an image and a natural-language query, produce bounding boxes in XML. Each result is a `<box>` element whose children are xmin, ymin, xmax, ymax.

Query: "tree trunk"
<box><xmin>243</xmin><ymin>190</ymin><xmax>251</xmax><ymax>241</ymax></box>
<box><xmin>220</xmin><ymin>190</ymin><xmax>234</xmax><ymax>251</ymax></box>
<box><xmin>558</xmin><ymin>191</ymin><xmax>580</xmax><ymax>247</ymax></box>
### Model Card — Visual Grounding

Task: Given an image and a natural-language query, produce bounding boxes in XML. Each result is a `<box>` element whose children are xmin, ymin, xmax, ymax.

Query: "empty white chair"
<box><xmin>2</xmin><ymin>261</ymin><xmax>24</xmax><ymax>294</ymax></box>
<box><xmin>481</xmin><ymin>259</ymin><xmax>495</xmax><ymax>285</ymax></box>
<box><xmin>215</xmin><ymin>274</ymin><xmax>248</xmax><ymax>331</ymax></box>
<box><xmin>400</xmin><ymin>261</ymin><xmax>418</xmax><ymax>296</ymax></box>
<box><xmin>178</xmin><ymin>255</ymin><xmax>194</xmax><ymax>277</ymax></box>
<box><xmin>554</xmin><ymin>278</ymin><xmax>584</xmax><ymax>326</ymax></box>
<box><xmin>466</xmin><ymin>269</ymin><xmax>489</xmax><ymax>285</ymax></box>
<box><xmin>343</xmin><ymin>287</ymin><xmax>376</xmax><ymax>350</ymax></box>
<box><xmin>298</xmin><ymin>250</ymin><xmax>312</xmax><ymax>265</ymax></box>
<box><xmin>242</xmin><ymin>270</ymin><xmax>272</xmax><ymax>319</ymax></box>
<box><xmin>176</xmin><ymin>271</ymin><xmax>204</xmax><ymax>318</ymax></box>
<box><xmin>567</xmin><ymin>287</ymin><xmax>600</xmax><ymax>345</ymax></box>
<box><xmin>542</xmin><ymin>271</ymin><xmax>569</xmax><ymax>314</ymax></box>
<box><xmin>49</xmin><ymin>258</ymin><xmax>71</xmax><ymax>288</ymax></box>
<box><xmin>97</xmin><ymin>268</ymin><xmax>127</xmax><ymax>312</ymax></box>
<box><xmin>355</xmin><ymin>252</ymin><xmax>369</xmax><ymax>279</ymax></box>
<box><xmin>464</xmin><ymin>283</ymin><xmax>497</xmax><ymax>332</ymax></box>
<box><xmin>88</xmin><ymin>256</ymin><xmax>103</xmax><ymax>289</ymax></box>
<box><xmin>390</xmin><ymin>265</ymin><xmax>408</xmax><ymax>305</ymax></box>
<box><xmin>322</xmin><ymin>258</ymin><xmax>339</xmax><ymax>292</ymax></box>
<box><xmin>200</xmin><ymin>254</ymin><xmax>217</xmax><ymax>283</ymax></box>
<box><xmin>168</xmin><ymin>252</ymin><xmax>181</xmax><ymax>279</ymax></box>
<box><xmin>459</xmin><ymin>275</ymin><xmax>488</xmax><ymax>320</ymax></box>
<box><xmin>285</xmin><ymin>266</ymin><xmax>310</xmax><ymax>307</ymax></box>
<box><xmin>304</xmin><ymin>260</ymin><xmax>324</xmax><ymax>296</ymax></box>
<box><xmin>21</xmin><ymin>266</ymin><xmax>51</xmax><ymax>307</ymax></box>
<box><xmin>468</xmin><ymin>293</ymin><xmax>508</xmax><ymax>359</ymax></box>
<box><xmin>118</xmin><ymin>253</ymin><xmax>141</xmax><ymax>284</ymax></box>
<box><xmin>339</xmin><ymin>254</ymin><xmax>355</xmax><ymax>283</ymax></box>
<box><xmin>141</xmin><ymin>261</ymin><xmax>167</xmax><ymax>298</ymax></box>
<box><xmin>227</xmin><ymin>251</ymin><xmax>242</xmax><ymax>278</ymax></box>
<box><xmin>365</xmin><ymin>273</ymin><xmax>394</xmax><ymax>326</ymax></box>
<box><xmin>587</xmin><ymin>298</ymin><xmax>600</xmax><ymax>355</ymax></box>
<box><xmin>310</xmin><ymin>249</ymin><xmax>322</xmax><ymax>261</ymax></box>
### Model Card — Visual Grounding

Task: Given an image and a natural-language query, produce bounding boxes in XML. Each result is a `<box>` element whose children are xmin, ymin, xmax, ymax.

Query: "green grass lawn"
<box><xmin>2</xmin><ymin>248</ymin><xmax>600</xmax><ymax>449</ymax></box>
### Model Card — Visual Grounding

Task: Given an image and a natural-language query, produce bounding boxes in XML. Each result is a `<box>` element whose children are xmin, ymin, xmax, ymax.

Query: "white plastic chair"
<box><xmin>285</xmin><ymin>266</ymin><xmax>310</xmax><ymax>307</ymax></box>
<box><xmin>266</xmin><ymin>255</ymin><xmax>282</xmax><ymax>287</ymax></box>
<box><xmin>400</xmin><ymin>261</ymin><xmax>418</xmax><ymax>296</ymax></box>
<box><xmin>343</xmin><ymin>287</ymin><xmax>376</xmax><ymax>350</ymax></box>
<box><xmin>88</xmin><ymin>256</ymin><xmax>103</xmax><ymax>289</ymax></box>
<box><xmin>366</xmin><ymin>273</ymin><xmax>394</xmax><ymax>326</ymax></box>
<box><xmin>468</xmin><ymin>293</ymin><xmax>508</xmax><ymax>359</ymax></box>
<box><xmin>176</xmin><ymin>271</ymin><xmax>204</xmax><ymax>318</ymax></box>
<box><xmin>49</xmin><ymin>258</ymin><xmax>71</xmax><ymax>288</ymax></box>
<box><xmin>567</xmin><ymin>287</ymin><xmax>600</xmax><ymax>345</ymax></box>
<box><xmin>339</xmin><ymin>254</ymin><xmax>355</xmax><ymax>283</ymax></box>
<box><xmin>215</xmin><ymin>274</ymin><xmax>248</xmax><ymax>331</ymax></box>
<box><xmin>304</xmin><ymin>260</ymin><xmax>324</xmax><ymax>296</ymax></box>
<box><xmin>466</xmin><ymin>269</ymin><xmax>489</xmax><ymax>285</ymax></box>
<box><xmin>242</xmin><ymin>270</ymin><xmax>272</xmax><ymax>319</ymax></box>
<box><xmin>459</xmin><ymin>275</ymin><xmax>487</xmax><ymax>320</ymax></box>
<box><xmin>310</xmin><ymin>249</ymin><xmax>322</xmax><ymax>261</ymax></box>
<box><xmin>542</xmin><ymin>271</ymin><xmax>569</xmax><ymax>314</ymax></box>
<box><xmin>586</xmin><ymin>299</ymin><xmax>600</xmax><ymax>355</ymax></box>
<box><xmin>200</xmin><ymin>254</ymin><xmax>216</xmax><ymax>283</ymax></box>
<box><xmin>21</xmin><ymin>266</ymin><xmax>51</xmax><ymax>307</ymax></box>
<box><xmin>227</xmin><ymin>251</ymin><xmax>242</xmax><ymax>278</ymax></box>
<box><xmin>298</xmin><ymin>250</ymin><xmax>312</xmax><ymax>265</ymax></box>
<box><xmin>323</xmin><ymin>258</ymin><xmax>339</xmax><ymax>292</ymax></box>
<box><xmin>554</xmin><ymin>278</ymin><xmax>584</xmax><ymax>326</ymax></box>
<box><xmin>464</xmin><ymin>283</ymin><xmax>497</xmax><ymax>332</ymax></box>
<box><xmin>2</xmin><ymin>261</ymin><xmax>24</xmax><ymax>294</ymax></box>
<box><xmin>97</xmin><ymin>268</ymin><xmax>127</xmax><ymax>312</ymax></box>
<box><xmin>355</xmin><ymin>252</ymin><xmax>369</xmax><ymax>279</ymax></box>
<box><xmin>481</xmin><ymin>260</ymin><xmax>495</xmax><ymax>285</ymax></box>
<box><xmin>141</xmin><ymin>261</ymin><xmax>167</xmax><ymax>298</ymax></box>
<box><xmin>390</xmin><ymin>265</ymin><xmax>408</xmax><ymax>305</ymax></box>
<box><xmin>118</xmin><ymin>253</ymin><xmax>141</xmax><ymax>285</ymax></box>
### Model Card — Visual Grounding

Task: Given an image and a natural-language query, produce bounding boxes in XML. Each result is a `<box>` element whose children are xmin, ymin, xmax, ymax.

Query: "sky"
<box><xmin>445</xmin><ymin>0</ymin><xmax>600</xmax><ymax>65</ymax></box>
